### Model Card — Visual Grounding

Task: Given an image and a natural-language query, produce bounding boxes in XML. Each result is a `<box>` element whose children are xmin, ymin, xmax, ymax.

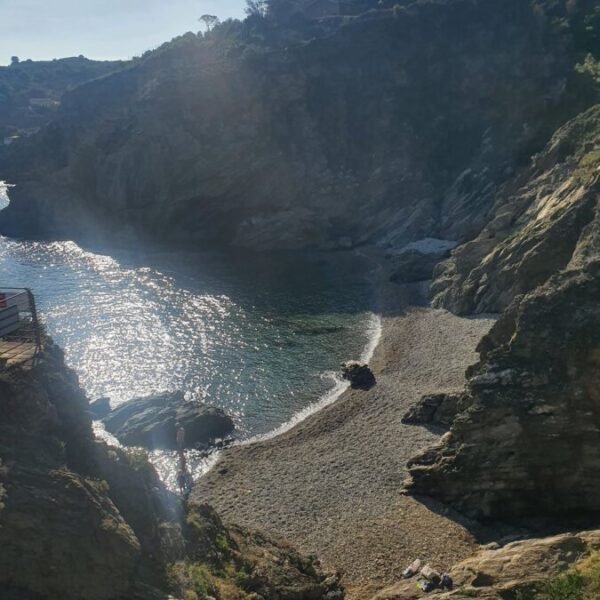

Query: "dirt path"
<box><xmin>193</xmin><ymin>281</ymin><xmax>495</xmax><ymax>598</ymax></box>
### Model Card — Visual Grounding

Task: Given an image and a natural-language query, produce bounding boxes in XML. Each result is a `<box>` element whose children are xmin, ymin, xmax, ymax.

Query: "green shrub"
<box><xmin>215</xmin><ymin>533</ymin><xmax>230</xmax><ymax>554</ymax></box>
<box><xmin>168</xmin><ymin>562</ymin><xmax>216</xmax><ymax>599</ymax></box>
<box><xmin>125</xmin><ymin>448</ymin><xmax>150</xmax><ymax>471</ymax></box>
<box><xmin>538</xmin><ymin>571</ymin><xmax>584</xmax><ymax>600</ymax></box>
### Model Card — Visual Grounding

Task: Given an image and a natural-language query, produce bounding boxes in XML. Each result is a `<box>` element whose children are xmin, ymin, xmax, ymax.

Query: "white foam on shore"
<box><xmin>98</xmin><ymin>312</ymin><xmax>384</xmax><ymax>486</ymax></box>
<box><xmin>238</xmin><ymin>310</ymin><xmax>382</xmax><ymax>446</ymax></box>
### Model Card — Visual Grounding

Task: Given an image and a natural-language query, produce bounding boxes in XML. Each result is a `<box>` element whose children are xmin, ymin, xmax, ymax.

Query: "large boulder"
<box><xmin>341</xmin><ymin>361</ymin><xmax>376</xmax><ymax>390</ymax></box>
<box><xmin>102</xmin><ymin>391</ymin><xmax>235</xmax><ymax>450</ymax></box>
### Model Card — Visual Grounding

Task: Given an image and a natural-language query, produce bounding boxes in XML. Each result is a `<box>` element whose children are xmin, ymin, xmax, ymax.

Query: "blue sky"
<box><xmin>0</xmin><ymin>0</ymin><xmax>247</xmax><ymax>64</ymax></box>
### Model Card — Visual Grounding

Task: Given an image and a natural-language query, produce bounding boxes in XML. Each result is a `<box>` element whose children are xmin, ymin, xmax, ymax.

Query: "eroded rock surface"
<box><xmin>0</xmin><ymin>341</ymin><xmax>341</xmax><ymax>599</ymax></box>
<box><xmin>371</xmin><ymin>530</ymin><xmax>600</xmax><ymax>599</ymax></box>
<box><xmin>432</xmin><ymin>105</ymin><xmax>600</xmax><ymax>315</ymax></box>
<box><xmin>406</xmin><ymin>106</ymin><xmax>600</xmax><ymax>519</ymax></box>
<box><xmin>401</xmin><ymin>392</ymin><xmax>468</xmax><ymax>429</ymax></box>
<box><xmin>102</xmin><ymin>391</ymin><xmax>235</xmax><ymax>450</ymax></box>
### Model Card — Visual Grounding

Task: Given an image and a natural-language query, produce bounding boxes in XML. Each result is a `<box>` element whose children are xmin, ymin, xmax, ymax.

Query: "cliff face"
<box><xmin>406</xmin><ymin>106</ymin><xmax>600</xmax><ymax>519</ymax></box>
<box><xmin>431</xmin><ymin>105</ymin><xmax>600</xmax><ymax>315</ymax></box>
<box><xmin>0</xmin><ymin>0</ymin><xmax>578</xmax><ymax>249</ymax></box>
<box><xmin>0</xmin><ymin>342</ymin><xmax>145</xmax><ymax>599</ymax></box>
<box><xmin>0</xmin><ymin>343</ymin><xmax>342</xmax><ymax>599</ymax></box>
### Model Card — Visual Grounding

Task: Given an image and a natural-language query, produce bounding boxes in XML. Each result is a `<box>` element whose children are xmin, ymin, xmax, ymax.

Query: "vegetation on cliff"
<box><xmin>0</xmin><ymin>56</ymin><xmax>125</xmax><ymax>138</ymax></box>
<box><xmin>0</xmin><ymin>0</ymin><xmax>594</xmax><ymax>249</ymax></box>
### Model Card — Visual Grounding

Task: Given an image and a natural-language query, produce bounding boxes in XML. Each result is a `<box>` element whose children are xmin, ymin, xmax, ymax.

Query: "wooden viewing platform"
<box><xmin>0</xmin><ymin>288</ymin><xmax>42</xmax><ymax>369</ymax></box>
<box><xmin>0</xmin><ymin>340</ymin><xmax>38</xmax><ymax>367</ymax></box>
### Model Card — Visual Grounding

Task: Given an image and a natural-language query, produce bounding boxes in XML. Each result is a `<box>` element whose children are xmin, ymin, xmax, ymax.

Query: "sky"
<box><xmin>0</xmin><ymin>0</ymin><xmax>247</xmax><ymax>65</ymax></box>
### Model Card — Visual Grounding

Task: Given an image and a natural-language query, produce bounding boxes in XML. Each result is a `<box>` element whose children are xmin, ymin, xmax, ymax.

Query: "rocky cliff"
<box><xmin>0</xmin><ymin>0</ymin><xmax>585</xmax><ymax>249</ymax></box>
<box><xmin>406</xmin><ymin>104</ymin><xmax>600</xmax><ymax>519</ymax></box>
<box><xmin>0</xmin><ymin>341</ymin><xmax>342</xmax><ymax>599</ymax></box>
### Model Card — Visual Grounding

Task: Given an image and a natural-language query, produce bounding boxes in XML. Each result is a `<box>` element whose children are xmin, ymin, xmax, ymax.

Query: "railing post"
<box><xmin>25</xmin><ymin>288</ymin><xmax>42</xmax><ymax>356</ymax></box>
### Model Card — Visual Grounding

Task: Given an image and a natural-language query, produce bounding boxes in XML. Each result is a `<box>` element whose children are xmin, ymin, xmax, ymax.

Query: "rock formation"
<box><xmin>432</xmin><ymin>105</ymin><xmax>600</xmax><ymax>315</ymax></box>
<box><xmin>371</xmin><ymin>530</ymin><xmax>600</xmax><ymax>599</ymax></box>
<box><xmin>102</xmin><ymin>391</ymin><xmax>235</xmax><ymax>450</ymax></box>
<box><xmin>406</xmin><ymin>105</ymin><xmax>600</xmax><ymax>519</ymax></box>
<box><xmin>0</xmin><ymin>342</ymin><xmax>342</xmax><ymax>599</ymax></box>
<box><xmin>401</xmin><ymin>392</ymin><xmax>467</xmax><ymax>429</ymax></box>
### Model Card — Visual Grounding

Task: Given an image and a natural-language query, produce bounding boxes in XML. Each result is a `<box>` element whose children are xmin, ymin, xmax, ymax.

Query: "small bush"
<box><xmin>538</xmin><ymin>571</ymin><xmax>584</xmax><ymax>600</ymax></box>
<box><xmin>215</xmin><ymin>533</ymin><xmax>230</xmax><ymax>554</ymax></box>
<box><xmin>168</xmin><ymin>562</ymin><xmax>216</xmax><ymax>599</ymax></box>
<box><xmin>125</xmin><ymin>448</ymin><xmax>150</xmax><ymax>471</ymax></box>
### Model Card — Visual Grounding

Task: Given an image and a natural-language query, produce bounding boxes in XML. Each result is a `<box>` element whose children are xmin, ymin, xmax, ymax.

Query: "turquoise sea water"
<box><xmin>0</xmin><ymin>185</ymin><xmax>378</xmax><ymax>478</ymax></box>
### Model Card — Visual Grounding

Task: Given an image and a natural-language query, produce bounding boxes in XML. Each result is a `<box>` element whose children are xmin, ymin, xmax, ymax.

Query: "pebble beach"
<box><xmin>194</xmin><ymin>267</ymin><xmax>497</xmax><ymax>599</ymax></box>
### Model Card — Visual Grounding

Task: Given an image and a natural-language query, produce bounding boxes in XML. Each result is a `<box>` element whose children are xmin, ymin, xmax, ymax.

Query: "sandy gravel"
<box><xmin>193</xmin><ymin>276</ymin><xmax>496</xmax><ymax>599</ymax></box>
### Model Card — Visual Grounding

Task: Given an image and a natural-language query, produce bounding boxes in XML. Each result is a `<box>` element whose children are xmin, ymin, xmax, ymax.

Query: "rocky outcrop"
<box><xmin>401</xmin><ymin>392</ymin><xmax>468</xmax><ymax>429</ymax></box>
<box><xmin>102</xmin><ymin>391</ymin><xmax>235</xmax><ymax>450</ymax></box>
<box><xmin>0</xmin><ymin>1</ymin><xmax>579</xmax><ymax>250</ymax></box>
<box><xmin>405</xmin><ymin>105</ymin><xmax>600</xmax><ymax>520</ymax></box>
<box><xmin>432</xmin><ymin>105</ymin><xmax>600</xmax><ymax>315</ymax></box>
<box><xmin>371</xmin><ymin>530</ymin><xmax>600</xmax><ymax>599</ymax></box>
<box><xmin>0</xmin><ymin>341</ymin><xmax>342</xmax><ymax>599</ymax></box>
<box><xmin>408</xmin><ymin>262</ymin><xmax>600</xmax><ymax>519</ymax></box>
<box><xmin>0</xmin><ymin>341</ymin><xmax>144</xmax><ymax>599</ymax></box>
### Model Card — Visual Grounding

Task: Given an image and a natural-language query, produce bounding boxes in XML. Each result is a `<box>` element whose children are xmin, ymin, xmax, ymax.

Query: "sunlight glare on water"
<box><xmin>0</xmin><ymin>184</ymin><xmax>376</xmax><ymax>460</ymax></box>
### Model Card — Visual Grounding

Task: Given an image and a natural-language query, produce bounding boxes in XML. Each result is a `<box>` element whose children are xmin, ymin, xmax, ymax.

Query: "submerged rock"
<box><xmin>102</xmin><ymin>391</ymin><xmax>234</xmax><ymax>450</ymax></box>
<box><xmin>341</xmin><ymin>361</ymin><xmax>376</xmax><ymax>390</ymax></box>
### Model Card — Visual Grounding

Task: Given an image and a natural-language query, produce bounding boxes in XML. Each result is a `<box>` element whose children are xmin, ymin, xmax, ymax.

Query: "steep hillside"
<box><xmin>0</xmin><ymin>0</ymin><xmax>585</xmax><ymax>249</ymax></box>
<box><xmin>0</xmin><ymin>57</ymin><xmax>126</xmax><ymax>137</ymax></box>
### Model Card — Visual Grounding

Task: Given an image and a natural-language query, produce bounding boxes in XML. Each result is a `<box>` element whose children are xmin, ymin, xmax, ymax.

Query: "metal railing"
<box><xmin>0</xmin><ymin>288</ymin><xmax>43</xmax><ymax>358</ymax></box>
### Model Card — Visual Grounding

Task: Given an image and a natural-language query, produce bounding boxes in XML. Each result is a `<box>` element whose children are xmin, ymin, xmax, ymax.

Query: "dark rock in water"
<box><xmin>341</xmin><ymin>361</ymin><xmax>376</xmax><ymax>390</ymax></box>
<box><xmin>402</xmin><ymin>392</ymin><xmax>469</xmax><ymax>428</ymax></box>
<box><xmin>102</xmin><ymin>391</ymin><xmax>234</xmax><ymax>450</ymax></box>
<box><xmin>89</xmin><ymin>397</ymin><xmax>111</xmax><ymax>420</ymax></box>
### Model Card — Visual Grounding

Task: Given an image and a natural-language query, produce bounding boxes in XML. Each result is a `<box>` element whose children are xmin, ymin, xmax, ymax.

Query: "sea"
<box><xmin>0</xmin><ymin>183</ymin><xmax>381</xmax><ymax>485</ymax></box>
